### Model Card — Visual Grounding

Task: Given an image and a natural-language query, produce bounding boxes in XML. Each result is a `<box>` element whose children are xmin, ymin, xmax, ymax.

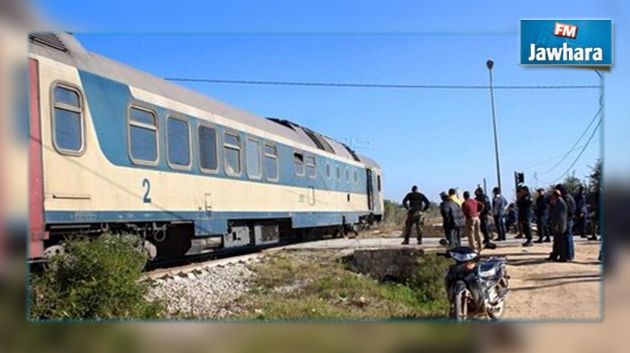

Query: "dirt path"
<box><xmin>287</xmin><ymin>234</ymin><xmax>603</xmax><ymax>320</ymax></box>
<box><xmin>483</xmin><ymin>238</ymin><xmax>602</xmax><ymax>320</ymax></box>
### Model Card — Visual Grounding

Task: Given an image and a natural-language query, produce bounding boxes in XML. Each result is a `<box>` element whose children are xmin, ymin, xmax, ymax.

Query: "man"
<box><xmin>505</xmin><ymin>203</ymin><xmax>518</xmax><ymax>234</ymax></box>
<box><xmin>401</xmin><ymin>185</ymin><xmax>430</xmax><ymax>245</ymax></box>
<box><xmin>534</xmin><ymin>188</ymin><xmax>550</xmax><ymax>243</ymax></box>
<box><xmin>441</xmin><ymin>192</ymin><xmax>465</xmax><ymax>248</ymax></box>
<box><xmin>492</xmin><ymin>187</ymin><xmax>508</xmax><ymax>241</ymax></box>
<box><xmin>574</xmin><ymin>186</ymin><xmax>588</xmax><ymax>239</ymax></box>
<box><xmin>439</xmin><ymin>192</ymin><xmax>452</xmax><ymax>246</ymax></box>
<box><xmin>548</xmin><ymin>190</ymin><xmax>569</xmax><ymax>262</ymax></box>
<box><xmin>462</xmin><ymin>191</ymin><xmax>483</xmax><ymax>252</ymax></box>
<box><xmin>516</xmin><ymin>186</ymin><xmax>533</xmax><ymax>247</ymax></box>
<box><xmin>448</xmin><ymin>188</ymin><xmax>463</xmax><ymax>206</ymax></box>
<box><xmin>556</xmin><ymin>184</ymin><xmax>576</xmax><ymax>261</ymax></box>
<box><xmin>475</xmin><ymin>187</ymin><xmax>495</xmax><ymax>248</ymax></box>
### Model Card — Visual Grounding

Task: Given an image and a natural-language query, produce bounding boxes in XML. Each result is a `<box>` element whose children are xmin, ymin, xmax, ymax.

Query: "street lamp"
<box><xmin>486</xmin><ymin>59</ymin><xmax>502</xmax><ymax>193</ymax></box>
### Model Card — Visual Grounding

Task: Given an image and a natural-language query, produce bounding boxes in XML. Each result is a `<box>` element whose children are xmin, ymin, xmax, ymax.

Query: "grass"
<box><xmin>231</xmin><ymin>250</ymin><xmax>450</xmax><ymax>320</ymax></box>
<box><xmin>379</xmin><ymin>199</ymin><xmax>446</xmax><ymax>238</ymax></box>
<box><xmin>29</xmin><ymin>234</ymin><xmax>165</xmax><ymax>320</ymax></box>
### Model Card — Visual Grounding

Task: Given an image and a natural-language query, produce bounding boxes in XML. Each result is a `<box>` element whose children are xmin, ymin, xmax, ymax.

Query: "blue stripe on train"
<box><xmin>45</xmin><ymin>210</ymin><xmax>378</xmax><ymax>236</ymax></box>
<box><xmin>78</xmin><ymin>70</ymin><xmax>370</xmax><ymax>195</ymax></box>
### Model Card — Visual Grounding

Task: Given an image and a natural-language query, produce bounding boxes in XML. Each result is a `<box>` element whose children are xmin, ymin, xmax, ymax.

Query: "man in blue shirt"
<box><xmin>492</xmin><ymin>187</ymin><xmax>508</xmax><ymax>241</ymax></box>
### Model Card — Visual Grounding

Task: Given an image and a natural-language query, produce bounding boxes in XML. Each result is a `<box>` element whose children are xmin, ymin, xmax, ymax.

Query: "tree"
<box><xmin>562</xmin><ymin>172</ymin><xmax>585</xmax><ymax>196</ymax></box>
<box><xmin>586</xmin><ymin>160</ymin><xmax>601</xmax><ymax>229</ymax></box>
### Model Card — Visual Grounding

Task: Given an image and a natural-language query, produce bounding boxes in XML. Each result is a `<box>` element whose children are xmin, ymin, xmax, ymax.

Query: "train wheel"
<box><xmin>142</xmin><ymin>240</ymin><xmax>157</xmax><ymax>261</ymax></box>
<box><xmin>43</xmin><ymin>245</ymin><xmax>65</xmax><ymax>260</ymax></box>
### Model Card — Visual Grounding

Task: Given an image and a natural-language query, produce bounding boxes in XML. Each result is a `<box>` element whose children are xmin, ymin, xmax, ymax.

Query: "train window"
<box><xmin>246</xmin><ymin>138</ymin><xmax>262</xmax><ymax>180</ymax></box>
<box><xmin>52</xmin><ymin>84</ymin><xmax>84</xmax><ymax>155</ymax></box>
<box><xmin>198</xmin><ymin>125</ymin><xmax>219</xmax><ymax>172</ymax></box>
<box><xmin>377</xmin><ymin>175</ymin><xmax>382</xmax><ymax>191</ymax></box>
<box><xmin>326</xmin><ymin>162</ymin><xmax>331</xmax><ymax>179</ymax></box>
<box><xmin>345</xmin><ymin>167</ymin><xmax>350</xmax><ymax>183</ymax></box>
<box><xmin>336</xmin><ymin>165</ymin><xmax>341</xmax><ymax>180</ymax></box>
<box><xmin>305</xmin><ymin>155</ymin><xmax>316</xmax><ymax>178</ymax></box>
<box><xmin>264</xmin><ymin>143</ymin><xmax>279</xmax><ymax>181</ymax></box>
<box><xmin>293</xmin><ymin>152</ymin><xmax>305</xmax><ymax>176</ymax></box>
<box><xmin>224</xmin><ymin>131</ymin><xmax>242</xmax><ymax>176</ymax></box>
<box><xmin>128</xmin><ymin>106</ymin><xmax>158</xmax><ymax>165</ymax></box>
<box><xmin>167</xmin><ymin>117</ymin><xmax>191</xmax><ymax>169</ymax></box>
<box><xmin>354</xmin><ymin>170</ymin><xmax>359</xmax><ymax>183</ymax></box>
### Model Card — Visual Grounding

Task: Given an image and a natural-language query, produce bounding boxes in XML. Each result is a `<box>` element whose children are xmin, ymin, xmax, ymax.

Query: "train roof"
<box><xmin>29</xmin><ymin>32</ymin><xmax>380</xmax><ymax>170</ymax></box>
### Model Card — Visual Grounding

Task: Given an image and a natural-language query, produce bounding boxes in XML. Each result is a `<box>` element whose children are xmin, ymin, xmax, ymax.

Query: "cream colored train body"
<box><xmin>27</xmin><ymin>33</ymin><xmax>383</xmax><ymax>260</ymax></box>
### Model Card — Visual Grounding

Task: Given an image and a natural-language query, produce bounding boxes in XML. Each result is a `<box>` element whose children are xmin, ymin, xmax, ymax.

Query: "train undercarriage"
<box><xmin>39</xmin><ymin>214</ymin><xmax>381</xmax><ymax>263</ymax></box>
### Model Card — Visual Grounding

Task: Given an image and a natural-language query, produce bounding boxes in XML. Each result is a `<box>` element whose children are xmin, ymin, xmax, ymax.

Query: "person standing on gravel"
<box><xmin>475</xmin><ymin>187</ymin><xmax>496</xmax><ymax>249</ymax></box>
<box><xmin>462</xmin><ymin>191</ymin><xmax>483</xmax><ymax>252</ymax></box>
<box><xmin>517</xmin><ymin>186</ymin><xmax>534</xmax><ymax>247</ymax></box>
<box><xmin>440</xmin><ymin>192</ymin><xmax>465</xmax><ymax>248</ymax></box>
<box><xmin>492</xmin><ymin>187</ymin><xmax>508</xmax><ymax>241</ymax></box>
<box><xmin>401</xmin><ymin>185</ymin><xmax>430</xmax><ymax>245</ymax></box>
<box><xmin>548</xmin><ymin>190</ymin><xmax>569</xmax><ymax>262</ymax></box>
<box><xmin>448</xmin><ymin>188</ymin><xmax>463</xmax><ymax>206</ymax></box>
<box><xmin>574</xmin><ymin>186</ymin><xmax>588</xmax><ymax>239</ymax></box>
<box><xmin>439</xmin><ymin>192</ymin><xmax>451</xmax><ymax>245</ymax></box>
<box><xmin>534</xmin><ymin>188</ymin><xmax>550</xmax><ymax>243</ymax></box>
<box><xmin>556</xmin><ymin>184</ymin><xmax>576</xmax><ymax>261</ymax></box>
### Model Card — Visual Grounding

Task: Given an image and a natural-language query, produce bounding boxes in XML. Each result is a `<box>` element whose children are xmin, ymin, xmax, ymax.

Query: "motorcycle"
<box><xmin>440</xmin><ymin>246</ymin><xmax>510</xmax><ymax>321</ymax></box>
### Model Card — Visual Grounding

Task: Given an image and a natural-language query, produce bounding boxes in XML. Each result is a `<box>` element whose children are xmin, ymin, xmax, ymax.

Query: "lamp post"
<box><xmin>486</xmin><ymin>59</ymin><xmax>502</xmax><ymax>193</ymax></box>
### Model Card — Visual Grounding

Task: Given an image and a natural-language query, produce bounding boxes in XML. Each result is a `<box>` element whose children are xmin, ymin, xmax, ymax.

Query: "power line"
<box><xmin>164</xmin><ymin>77</ymin><xmax>600</xmax><ymax>90</ymax></box>
<box><xmin>550</xmin><ymin>118</ymin><xmax>602</xmax><ymax>184</ymax></box>
<box><xmin>539</xmin><ymin>105</ymin><xmax>602</xmax><ymax>174</ymax></box>
<box><xmin>523</xmin><ymin>142</ymin><xmax>589</xmax><ymax>171</ymax></box>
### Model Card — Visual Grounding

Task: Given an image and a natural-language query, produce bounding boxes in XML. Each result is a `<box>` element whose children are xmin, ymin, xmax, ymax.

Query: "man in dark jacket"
<box><xmin>491</xmin><ymin>187</ymin><xmax>508</xmax><ymax>241</ymax></box>
<box><xmin>441</xmin><ymin>192</ymin><xmax>465</xmax><ymax>248</ymax></box>
<box><xmin>556</xmin><ymin>184</ymin><xmax>576</xmax><ymax>261</ymax></box>
<box><xmin>401</xmin><ymin>185</ymin><xmax>430</xmax><ymax>245</ymax></box>
<box><xmin>475</xmin><ymin>187</ymin><xmax>495</xmax><ymax>248</ymax></box>
<box><xmin>517</xmin><ymin>186</ymin><xmax>533</xmax><ymax>247</ymax></box>
<box><xmin>574</xmin><ymin>186</ymin><xmax>588</xmax><ymax>239</ymax></box>
<box><xmin>505</xmin><ymin>203</ymin><xmax>518</xmax><ymax>234</ymax></box>
<box><xmin>534</xmin><ymin>188</ymin><xmax>550</xmax><ymax>243</ymax></box>
<box><xmin>548</xmin><ymin>190</ymin><xmax>569</xmax><ymax>262</ymax></box>
<box><xmin>439</xmin><ymin>192</ymin><xmax>451</xmax><ymax>245</ymax></box>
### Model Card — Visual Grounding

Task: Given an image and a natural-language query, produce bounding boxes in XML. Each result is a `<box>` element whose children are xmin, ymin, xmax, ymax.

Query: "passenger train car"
<box><xmin>27</xmin><ymin>33</ymin><xmax>383</xmax><ymax>261</ymax></box>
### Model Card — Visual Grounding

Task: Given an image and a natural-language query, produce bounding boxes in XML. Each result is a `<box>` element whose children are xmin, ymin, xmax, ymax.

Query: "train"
<box><xmin>27</xmin><ymin>33</ymin><xmax>383</xmax><ymax>261</ymax></box>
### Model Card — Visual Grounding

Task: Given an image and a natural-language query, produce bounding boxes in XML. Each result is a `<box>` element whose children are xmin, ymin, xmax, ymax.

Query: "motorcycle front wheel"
<box><xmin>488</xmin><ymin>300</ymin><xmax>505</xmax><ymax>320</ymax></box>
<box><xmin>453</xmin><ymin>281</ymin><xmax>469</xmax><ymax>321</ymax></box>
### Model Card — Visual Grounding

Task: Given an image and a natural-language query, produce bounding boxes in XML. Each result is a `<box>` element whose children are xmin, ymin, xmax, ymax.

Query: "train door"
<box><xmin>366</xmin><ymin>169</ymin><xmax>375</xmax><ymax>211</ymax></box>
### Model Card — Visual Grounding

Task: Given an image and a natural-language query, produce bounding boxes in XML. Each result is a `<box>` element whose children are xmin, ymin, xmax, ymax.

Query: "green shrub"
<box><xmin>383</xmin><ymin>200</ymin><xmax>407</xmax><ymax>226</ymax></box>
<box><xmin>29</xmin><ymin>234</ymin><xmax>164</xmax><ymax>320</ymax></box>
<box><xmin>409</xmin><ymin>254</ymin><xmax>451</xmax><ymax>303</ymax></box>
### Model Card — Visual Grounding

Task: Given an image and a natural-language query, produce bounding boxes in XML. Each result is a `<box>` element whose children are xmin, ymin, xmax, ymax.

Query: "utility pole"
<box><xmin>486</xmin><ymin>59</ymin><xmax>502</xmax><ymax>193</ymax></box>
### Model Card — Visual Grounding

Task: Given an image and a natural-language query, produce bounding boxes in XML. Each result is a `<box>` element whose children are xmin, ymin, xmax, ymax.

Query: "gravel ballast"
<box><xmin>146</xmin><ymin>260</ymin><xmax>255</xmax><ymax>319</ymax></box>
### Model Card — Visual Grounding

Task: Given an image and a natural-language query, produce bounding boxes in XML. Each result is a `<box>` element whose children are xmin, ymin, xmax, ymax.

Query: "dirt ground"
<box><xmin>285</xmin><ymin>232</ymin><xmax>603</xmax><ymax>320</ymax></box>
<box><xmin>482</xmin><ymin>238</ymin><xmax>602</xmax><ymax>320</ymax></box>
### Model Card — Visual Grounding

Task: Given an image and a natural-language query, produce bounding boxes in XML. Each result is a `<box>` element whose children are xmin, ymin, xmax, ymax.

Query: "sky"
<box><xmin>33</xmin><ymin>0</ymin><xmax>629</xmax><ymax>202</ymax></box>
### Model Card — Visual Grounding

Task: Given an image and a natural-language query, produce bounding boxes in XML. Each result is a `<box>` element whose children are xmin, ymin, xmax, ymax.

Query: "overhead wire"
<box><xmin>164</xmin><ymin>77</ymin><xmax>599</xmax><ymax>90</ymax></box>
<box><xmin>539</xmin><ymin>105</ymin><xmax>602</xmax><ymax>174</ymax></box>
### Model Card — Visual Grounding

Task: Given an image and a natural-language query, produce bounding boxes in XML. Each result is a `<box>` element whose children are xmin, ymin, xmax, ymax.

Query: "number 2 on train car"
<box><xmin>142</xmin><ymin>178</ymin><xmax>152</xmax><ymax>203</ymax></box>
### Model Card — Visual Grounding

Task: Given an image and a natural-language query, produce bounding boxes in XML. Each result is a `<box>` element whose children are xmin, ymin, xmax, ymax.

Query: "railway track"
<box><xmin>143</xmin><ymin>230</ymin><xmax>385</xmax><ymax>280</ymax></box>
<box><xmin>142</xmin><ymin>235</ymin><xmax>342</xmax><ymax>280</ymax></box>
<box><xmin>144</xmin><ymin>250</ymin><xmax>268</xmax><ymax>281</ymax></box>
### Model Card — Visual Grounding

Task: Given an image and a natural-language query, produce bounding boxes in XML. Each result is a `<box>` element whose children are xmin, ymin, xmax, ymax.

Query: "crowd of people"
<box><xmin>400</xmin><ymin>184</ymin><xmax>598</xmax><ymax>262</ymax></box>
